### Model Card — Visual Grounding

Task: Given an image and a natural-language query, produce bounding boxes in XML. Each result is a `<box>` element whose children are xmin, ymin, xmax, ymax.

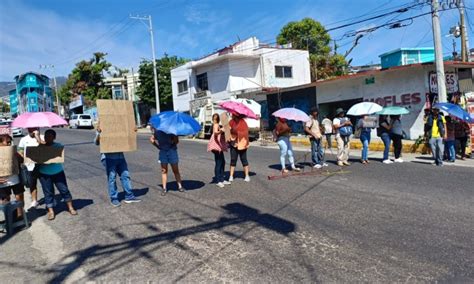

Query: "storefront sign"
<box><xmin>365</xmin><ymin>93</ymin><xmax>422</xmax><ymax>107</ymax></box>
<box><xmin>69</xmin><ymin>95</ymin><xmax>84</xmax><ymax>110</ymax></box>
<box><xmin>429</xmin><ymin>72</ymin><xmax>458</xmax><ymax>93</ymax></box>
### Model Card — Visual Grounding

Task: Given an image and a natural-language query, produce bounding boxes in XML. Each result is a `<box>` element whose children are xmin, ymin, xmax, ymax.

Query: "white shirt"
<box><xmin>19</xmin><ymin>135</ymin><xmax>41</xmax><ymax>171</ymax></box>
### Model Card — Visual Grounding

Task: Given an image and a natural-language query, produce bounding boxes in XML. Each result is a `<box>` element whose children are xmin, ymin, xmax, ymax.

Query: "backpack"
<box><xmin>338</xmin><ymin>118</ymin><xmax>353</xmax><ymax>137</ymax></box>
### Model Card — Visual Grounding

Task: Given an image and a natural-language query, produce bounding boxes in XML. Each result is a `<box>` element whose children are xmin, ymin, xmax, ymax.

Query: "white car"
<box><xmin>0</xmin><ymin>120</ymin><xmax>25</xmax><ymax>137</ymax></box>
<box><xmin>69</xmin><ymin>114</ymin><xmax>93</xmax><ymax>129</ymax></box>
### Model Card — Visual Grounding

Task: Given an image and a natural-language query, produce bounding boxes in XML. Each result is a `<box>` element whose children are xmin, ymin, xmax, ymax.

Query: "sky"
<box><xmin>1</xmin><ymin>0</ymin><xmax>473</xmax><ymax>81</ymax></box>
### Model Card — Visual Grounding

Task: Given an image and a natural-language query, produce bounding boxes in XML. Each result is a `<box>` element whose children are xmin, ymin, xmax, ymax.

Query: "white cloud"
<box><xmin>0</xmin><ymin>0</ymin><xmax>147</xmax><ymax>81</ymax></box>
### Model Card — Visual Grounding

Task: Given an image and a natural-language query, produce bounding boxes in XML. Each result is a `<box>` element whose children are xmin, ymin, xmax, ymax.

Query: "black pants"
<box><xmin>212</xmin><ymin>150</ymin><xmax>226</xmax><ymax>183</ymax></box>
<box><xmin>391</xmin><ymin>134</ymin><xmax>403</xmax><ymax>159</ymax></box>
<box><xmin>457</xmin><ymin>136</ymin><xmax>468</xmax><ymax>158</ymax></box>
<box><xmin>230</xmin><ymin>147</ymin><xmax>249</xmax><ymax>167</ymax></box>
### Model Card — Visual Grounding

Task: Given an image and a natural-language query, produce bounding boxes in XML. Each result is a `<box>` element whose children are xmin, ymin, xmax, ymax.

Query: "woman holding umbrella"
<box><xmin>207</xmin><ymin>113</ymin><xmax>230</xmax><ymax>188</ymax></box>
<box><xmin>228</xmin><ymin>114</ymin><xmax>251</xmax><ymax>182</ymax></box>
<box><xmin>275</xmin><ymin>117</ymin><xmax>301</xmax><ymax>173</ymax></box>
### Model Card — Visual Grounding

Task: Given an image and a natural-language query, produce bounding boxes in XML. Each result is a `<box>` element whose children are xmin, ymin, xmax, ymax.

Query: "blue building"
<box><xmin>379</xmin><ymin>48</ymin><xmax>435</xmax><ymax>69</ymax></box>
<box><xmin>9</xmin><ymin>72</ymin><xmax>53</xmax><ymax>116</ymax></box>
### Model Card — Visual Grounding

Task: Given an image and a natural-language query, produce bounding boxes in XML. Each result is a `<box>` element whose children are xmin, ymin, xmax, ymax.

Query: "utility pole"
<box><xmin>431</xmin><ymin>0</ymin><xmax>447</xmax><ymax>102</ymax></box>
<box><xmin>131</xmin><ymin>67</ymin><xmax>141</xmax><ymax>127</ymax></box>
<box><xmin>456</xmin><ymin>0</ymin><xmax>471</xmax><ymax>62</ymax></box>
<box><xmin>130</xmin><ymin>15</ymin><xmax>160</xmax><ymax>113</ymax></box>
<box><xmin>39</xmin><ymin>64</ymin><xmax>60</xmax><ymax>115</ymax></box>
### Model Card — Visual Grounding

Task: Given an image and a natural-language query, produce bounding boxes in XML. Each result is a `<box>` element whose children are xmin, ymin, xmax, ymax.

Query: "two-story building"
<box><xmin>9</xmin><ymin>72</ymin><xmax>53</xmax><ymax>115</ymax></box>
<box><xmin>171</xmin><ymin>37</ymin><xmax>311</xmax><ymax>113</ymax></box>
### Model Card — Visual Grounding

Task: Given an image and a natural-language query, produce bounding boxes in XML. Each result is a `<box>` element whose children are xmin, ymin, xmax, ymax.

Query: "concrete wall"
<box><xmin>316</xmin><ymin>66</ymin><xmax>436</xmax><ymax>139</ymax></box>
<box><xmin>228</xmin><ymin>58</ymin><xmax>261</xmax><ymax>92</ymax></box>
<box><xmin>171</xmin><ymin>63</ymin><xmax>194</xmax><ymax>112</ymax></box>
<box><xmin>260</xmin><ymin>48</ymin><xmax>311</xmax><ymax>88</ymax></box>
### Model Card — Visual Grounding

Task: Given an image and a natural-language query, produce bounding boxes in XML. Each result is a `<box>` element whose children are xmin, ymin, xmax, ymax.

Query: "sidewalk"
<box><xmin>182</xmin><ymin>137</ymin><xmax>474</xmax><ymax>169</ymax></box>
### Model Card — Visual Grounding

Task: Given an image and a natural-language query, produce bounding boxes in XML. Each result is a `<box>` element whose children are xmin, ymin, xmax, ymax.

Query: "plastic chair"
<box><xmin>0</xmin><ymin>201</ymin><xmax>29</xmax><ymax>236</ymax></box>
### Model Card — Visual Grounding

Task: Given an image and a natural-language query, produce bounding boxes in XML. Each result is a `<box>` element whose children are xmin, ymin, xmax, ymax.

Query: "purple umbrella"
<box><xmin>272</xmin><ymin>108</ymin><xmax>310</xmax><ymax>122</ymax></box>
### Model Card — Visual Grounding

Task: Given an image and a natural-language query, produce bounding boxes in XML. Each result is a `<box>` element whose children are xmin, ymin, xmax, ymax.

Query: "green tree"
<box><xmin>136</xmin><ymin>54</ymin><xmax>188</xmax><ymax>111</ymax></box>
<box><xmin>277</xmin><ymin>18</ymin><xmax>348</xmax><ymax>80</ymax></box>
<box><xmin>57</xmin><ymin>52</ymin><xmax>112</xmax><ymax>106</ymax></box>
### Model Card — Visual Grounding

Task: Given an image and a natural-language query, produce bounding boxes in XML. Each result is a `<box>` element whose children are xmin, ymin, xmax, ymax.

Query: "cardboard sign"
<box><xmin>0</xmin><ymin>146</ymin><xmax>19</xmax><ymax>177</ymax></box>
<box><xmin>97</xmin><ymin>100</ymin><xmax>137</xmax><ymax>153</ymax></box>
<box><xmin>221</xmin><ymin>112</ymin><xmax>231</xmax><ymax>142</ymax></box>
<box><xmin>25</xmin><ymin>145</ymin><xmax>64</xmax><ymax>164</ymax></box>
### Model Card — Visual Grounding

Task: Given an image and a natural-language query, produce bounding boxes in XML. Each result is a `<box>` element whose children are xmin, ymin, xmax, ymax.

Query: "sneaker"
<box><xmin>394</xmin><ymin>158</ymin><xmax>404</xmax><ymax>163</ymax></box>
<box><xmin>228</xmin><ymin>176</ymin><xmax>234</xmax><ymax>182</ymax></box>
<box><xmin>313</xmin><ymin>164</ymin><xmax>322</xmax><ymax>169</ymax></box>
<box><xmin>244</xmin><ymin>176</ymin><xmax>250</xmax><ymax>182</ymax></box>
<box><xmin>216</xmin><ymin>182</ymin><xmax>225</xmax><ymax>188</ymax></box>
<box><xmin>343</xmin><ymin>161</ymin><xmax>351</xmax><ymax>166</ymax></box>
<box><xmin>124</xmin><ymin>197</ymin><xmax>141</xmax><ymax>204</ymax></box>
<box><xmin>337</xmin><ymin>161</ymin><xmax>344</xmax><ymax>166</ymax></box>
<box><xmin>291</xmin><ymin>167</ymin><xmax>301</xmax><ymax>172</ymax></box>
<box><xmin>29</xmin><ymin>200</ymin><xmax>39</xmax><ymax>209</ymax></box>
<box><xmin>382</xmin><ymin>159</ymin><xmax>393</xmax><ymax>164</ymax></box>
<box><xmin>322</xmin><ymin>163</ymin><xmax>329</xmax><ymax>167</ymax></box>
<box><xmin>111</xmin><ymin>200</ymin><xmax>121</xmax><ymax>207</ymax></box>
<box><xmin>223</xmin><ymin>180</ymin><xmax>231</xmax><ymax>185</ymax></box>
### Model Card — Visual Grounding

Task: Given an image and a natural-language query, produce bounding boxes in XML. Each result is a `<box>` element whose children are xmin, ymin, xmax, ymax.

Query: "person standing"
<box><xmin>228</xmin><ymin>114</ymin><xmax>250</xmax><ymax>182</ymax></box>
<box><xmin>356</xmin><ymin>115</ymin><xmax>372</xmax><ymax>164</ymax></box>
<box><xmin>94</xmin><ymin>126</ymin><xmax>141</xmax><ymax>207</ymax></box>
<box><xmin>321</xmin><ymin>115</ymin><xmax>333</xmax><ymax>150</ymax></box>
<box><xmin>305</xmin><ymin>107</ymin><xmax>327</xmax><ymax>169</ymax></box>
<box><xmin>207</xmin><ymin>114</ymin><xmax>230</xmax><ymax>188</ymax></box>
<box><xmin>389</xmin><ymin>115</ymin><xmax>404</xmax><ymax>163</ymax></box>
<box><xmin>333</xmin><ymin>108</ymin><xmax>352</xmax><ymax>166</ymax></box>
<box><xmin>378</xmin><ymin>115</ymin><xmax>393</xmax><ymax>164</ymax></box>
<box><xmin>150</xmin><ymin>129</ymin><xmax>184</xmax><ymax>195</ymax></box>
<box><xmin>454</xmin><ymin>120</ymin><xmax>470</xmax><ymax>160</ymax></box>
<box><xmin>18</xmin><ymin>128</ymin><xmax>41</xmax><ymax>209</ymax></box>
<box><xmin>275</xmin><ymin>117</ymin><xmax>301</xmax><ymax>173</ymax></box>
<box><xmin>35</xmin><ymin>129</ymin><xmax>77</xmax><ymax>221</ymax></box>
<box><xmin>444</xmin><ymin>116</ymin><xmax>456</xmax><ymax>162</ymax></box>
<box><xmin>426</xmin><ymin>107</ymin><xmax>447</xmax><ymax>166</ymax></box>
<box><xmin>0</xmin><ymin>132</ymin><xmax>25</xmax><ymax>220</ymax></box>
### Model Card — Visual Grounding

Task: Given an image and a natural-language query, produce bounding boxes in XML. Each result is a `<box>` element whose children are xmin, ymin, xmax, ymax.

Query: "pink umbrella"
<box><xmin>219</xmin><ymin>101</ymin><xmax>258</xmax><ymax>119</ymax></box>
<box><xmin>12</xmin><ymin>112</ymin><xmax>68</xmax><ymax>128</ymax></box>
<box><xmin>272</xmin><ymin>107</ymin><xmax>310</xmax><ymax>122</ymax></box>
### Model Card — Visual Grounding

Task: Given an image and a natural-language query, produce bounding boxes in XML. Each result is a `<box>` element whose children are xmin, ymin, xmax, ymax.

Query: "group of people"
<box><xmin>1</xmin><ymin>128</ymin><xmax>76</xmax><ymax>221</ymax></box>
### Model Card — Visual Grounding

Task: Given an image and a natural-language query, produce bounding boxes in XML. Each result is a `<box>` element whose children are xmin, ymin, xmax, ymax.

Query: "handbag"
<box><xmin>207</xmin><ymin>133</ymin><xmax>227</xmax><ymax>152</ymax></box>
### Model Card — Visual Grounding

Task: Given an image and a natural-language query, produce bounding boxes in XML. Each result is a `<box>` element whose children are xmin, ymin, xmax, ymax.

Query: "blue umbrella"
<box><xmin>149</xmin><ymin>111</ymin><xmax>201</xmax><ymax>136</ymax></box>
<box><xmin>433</xmin><ymin>103</ymin><xmax>474</xmax><ymax>123</ymax></box>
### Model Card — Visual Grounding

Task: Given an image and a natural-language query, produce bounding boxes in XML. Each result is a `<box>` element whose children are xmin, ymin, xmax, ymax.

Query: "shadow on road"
<box><xmin>42</xmin><ymin>203</ymin><xmax>295</xmax><ymax>282</ymax></box>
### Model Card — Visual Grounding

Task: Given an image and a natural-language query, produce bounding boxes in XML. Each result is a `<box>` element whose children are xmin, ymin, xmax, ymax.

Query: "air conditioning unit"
<box><xmin>194</xmin><ymin>90</ymin><xmax>210</xmax><ymax>99</ymax></box>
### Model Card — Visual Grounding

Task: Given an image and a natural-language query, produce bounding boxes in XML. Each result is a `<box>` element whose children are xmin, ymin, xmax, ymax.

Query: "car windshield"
<box><xmin>0</xmin><ymin>121</ymin><xmax>10</xmax><ymax>126</ymax></box>
<box><xmin>80</xmin><ymin>115</ymin><xmax>91</xmax><ymax>119</ymax></box>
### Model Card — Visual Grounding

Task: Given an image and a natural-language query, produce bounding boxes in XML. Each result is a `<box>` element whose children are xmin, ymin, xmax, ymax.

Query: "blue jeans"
<box><xmin>445</xmin><ymin>140</ymin><xmax>455</xmax><ymax>161</ymax></box>
<box><xmin>310</xmin><ymin>138</ymin><xmax>324</xmax><ymax>165</ymax></box>
<box><xmin>103</xmin><ymin>157</ymin><xmax>135</xmax><ymax>202</ymax></box>
<box><xmin>212</xmin><ymin>151</ymin><xmax>226</xmax><ymax>182</ymax></box>
<box><xmin>429</xmin><ymin>137</ymin><xmax>444</xmax><ymax>165</ymax></box>
<box><xmin>360</xmin><ymin>131</ymin><xmax>371</xmax><ymax>161</ymax></box>
<box><xmin>381</xmin><ymin>133</ymin><xmax>391</xmax><ymax>161</ymax></box>
<box><xmin>39</xmin><ymin>171</ymin><xmax>72</xmax><ymax>209</ymax></box>
<box><xmin>277</xmin><ymin>137</ymin><xmax>295</xmax><ymax>170</ymax></box>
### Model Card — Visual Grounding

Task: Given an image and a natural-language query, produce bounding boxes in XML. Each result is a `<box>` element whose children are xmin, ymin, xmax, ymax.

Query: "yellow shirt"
<box><xmin>431</xmin><ymin>116</ymin><xmax>446</xmax><ymax>138</ymax></box>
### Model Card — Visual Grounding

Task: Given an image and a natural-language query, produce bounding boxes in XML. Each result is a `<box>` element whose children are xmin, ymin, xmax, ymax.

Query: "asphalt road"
<box><xmin>1</xmin><ymin>128</ymin><xmax>473</xmax><ymax>283</ymax></box>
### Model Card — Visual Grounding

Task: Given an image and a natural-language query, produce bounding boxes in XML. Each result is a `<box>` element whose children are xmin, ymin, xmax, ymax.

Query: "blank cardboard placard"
<box><xmin>97</xmin><ymin>99</ymin><xmax>137</xmax><ymax>153</ymax></box>
<box><xmin>0</xmin><ymin>146</ymin><xmax>19</xmax><ymax>177</ymax></box>
<box><xmin>25</xmin><ymin>145</ymin><xmax>64</xmax><ymax>164</ymax></box>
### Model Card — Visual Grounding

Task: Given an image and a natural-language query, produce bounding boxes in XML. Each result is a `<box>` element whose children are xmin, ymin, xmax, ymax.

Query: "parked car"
<box><xmin>69</xmin><ymin>114</ymin><xmax>93</xmax><ymax>129</ymax></box>
<box><xmin>0</xmin><ymin>120</ymin><xmax>25</xmax><ymax>137</ymax></box>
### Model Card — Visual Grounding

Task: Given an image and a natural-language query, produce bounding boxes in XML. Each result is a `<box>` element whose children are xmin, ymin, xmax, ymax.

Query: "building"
<box><xmin>171</xmin><ymin>37</ymin><xmax>311</xmax><ymax>113</ymax></box>
<box><xmin>245</xmin><ymin>60</ymin><xmax>474</xmax><ymax>139</ymax></box>
<box><xmin>379</xmin><ymin>47</ymin><xmax>435</xmax><ymax>69</ymax></box>
<box><xmin>9</xmin><ymin>72</ymin><xmax>54</xmax><ymax>115</ymax></box>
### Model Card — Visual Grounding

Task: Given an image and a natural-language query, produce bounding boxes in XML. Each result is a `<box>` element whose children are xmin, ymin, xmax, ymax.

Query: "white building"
<box><xmin>171</xmin><ymin>37</ymin><xmax>311</xmax><ymax>113</ymax></box>
<box><xmin>103</xmin><ymin>72</ymin><xmax>140</xmax><ymax>101</ymax></box>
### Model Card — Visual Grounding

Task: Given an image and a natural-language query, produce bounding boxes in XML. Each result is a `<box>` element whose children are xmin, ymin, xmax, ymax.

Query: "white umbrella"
<box><xmin>347</xmin><ymin>102</ymin><xmax>383</xmax><ymax>116</ymax></box>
